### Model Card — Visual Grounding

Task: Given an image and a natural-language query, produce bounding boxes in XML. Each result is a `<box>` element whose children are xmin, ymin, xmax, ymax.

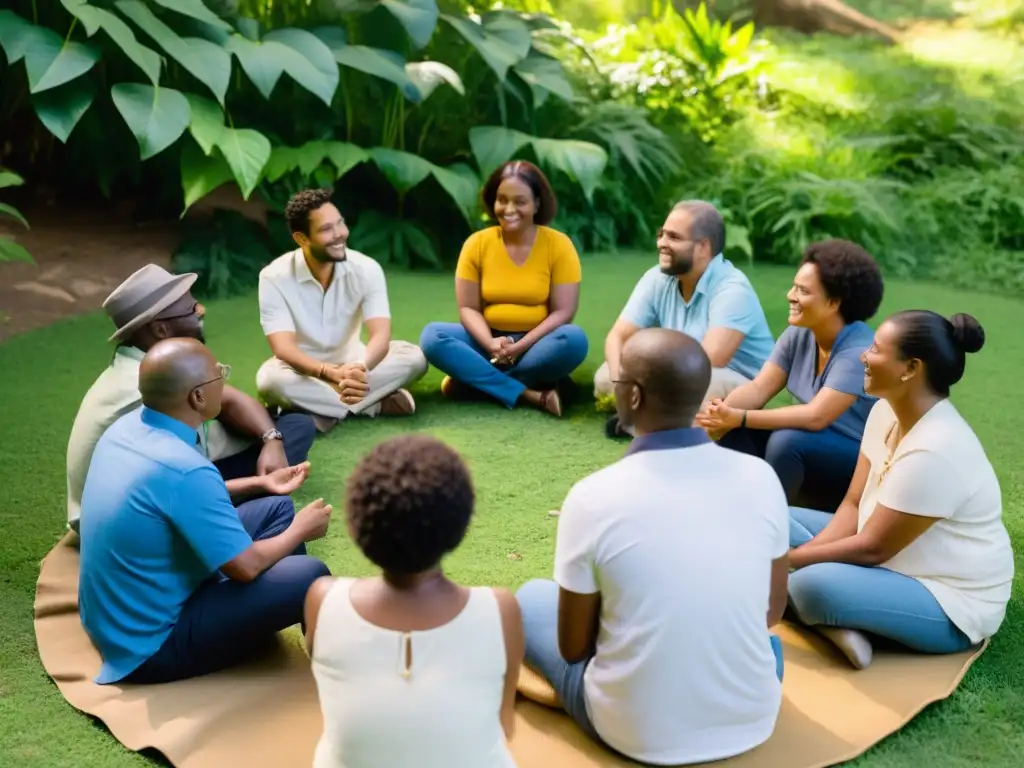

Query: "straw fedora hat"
<box><xmin>103</xmin><ymin>264</ymin><xmax>198</xmax><ymax>342</ymax></box>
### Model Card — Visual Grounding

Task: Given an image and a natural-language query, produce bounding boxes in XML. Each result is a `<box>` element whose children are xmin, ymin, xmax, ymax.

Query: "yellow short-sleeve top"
<box><xmin>454</xmin><ymin>225</ymin><xmax>582</xmax><ymax>332</ymax></box>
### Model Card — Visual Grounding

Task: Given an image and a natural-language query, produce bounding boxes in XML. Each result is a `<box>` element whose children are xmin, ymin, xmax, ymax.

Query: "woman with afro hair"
<box><xmin>697</xmin><ymin>239</ymin><xmax>884</xmax><ymax>512</ymax></box>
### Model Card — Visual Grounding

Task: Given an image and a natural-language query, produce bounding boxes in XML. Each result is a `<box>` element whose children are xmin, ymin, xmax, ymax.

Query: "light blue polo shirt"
<box><xmin>78</xmin><ymin>407</ymin><xmax>254</xmax><ymax>684</ymax></box>
<box><xmin>768</xmin><ymin>322</ymin><xmax>877</xmax><ymax>442</ymax></box>
<box><xmin>621</xmin><ymin>256</ymin><xmax>775</xmax><ymax>380</ymax></box>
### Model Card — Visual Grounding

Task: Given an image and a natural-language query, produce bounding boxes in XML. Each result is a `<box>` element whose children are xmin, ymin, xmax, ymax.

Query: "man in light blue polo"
<box><xmin>595</xmin><ymin>200</ymin><xmax>774</xmax><ymax>436</ymax></box>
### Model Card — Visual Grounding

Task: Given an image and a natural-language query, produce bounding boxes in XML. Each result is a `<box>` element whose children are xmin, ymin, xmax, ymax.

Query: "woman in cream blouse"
<box><xmin>785</xmin><ymin>310</ymin><xmax>1014</xmax><ymax>669</ymax></box>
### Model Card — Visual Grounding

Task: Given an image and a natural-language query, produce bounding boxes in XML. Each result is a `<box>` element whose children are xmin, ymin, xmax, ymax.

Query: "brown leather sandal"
<box><xmin>539</xmin><ymin>388</ymin><xmax>562</xmax><ymax>417</ymax></box>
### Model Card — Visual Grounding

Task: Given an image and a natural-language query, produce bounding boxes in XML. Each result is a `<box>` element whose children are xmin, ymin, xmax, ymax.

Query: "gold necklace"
<box><xmin>876</xmin><ymin>421</ymin><xmax>902</xmax><ymax>486</ymax></box>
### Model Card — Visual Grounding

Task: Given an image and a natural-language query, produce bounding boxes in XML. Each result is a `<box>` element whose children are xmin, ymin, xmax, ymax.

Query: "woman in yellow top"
<box><xmin>419</xmin><ymin>160</ymin><xmax>588</xmax><ymax>417</ymax></box>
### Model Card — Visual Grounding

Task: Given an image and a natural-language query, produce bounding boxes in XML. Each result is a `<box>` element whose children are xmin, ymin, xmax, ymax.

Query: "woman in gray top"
<box><xmin>696</xmin><ymin>240</ymin><xmax>884</xmax><ymax>512</ymax></box>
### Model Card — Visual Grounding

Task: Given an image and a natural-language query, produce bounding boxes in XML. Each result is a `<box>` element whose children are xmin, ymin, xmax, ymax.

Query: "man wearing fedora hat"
<box><xmin>66</xmin><ymin>264</ymin><xmax>317</xmax><ymax>532</ymax></box>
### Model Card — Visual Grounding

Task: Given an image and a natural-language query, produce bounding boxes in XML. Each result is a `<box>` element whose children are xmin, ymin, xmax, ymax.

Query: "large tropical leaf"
<box><xmin>469</xmin><ymin>126</ymin><xmax>608</xmax><ymax>203</ymax></box>
<box><xmin>369</xmin><ymin>148</ymin><xmax>478</xmax><ymax>220</ymax></box>
<box><xmin>431</xmin><ymin>162</ymin><xmax>479</xmax><ymax>221</ymax></box>
<box><xmin>215</xmin><ymin>127</ymin><xmax>271</xmax><ymax>199</ymax></box>
<box><xmin>311</xmin><ymin>27</ymin><xmax>418</xmax><ymax>102</ymax></box>
<box><xmin>180</xmin><ymin>139</ymin><xmax>234</xmax><ymax>214</ymax></box>
<box><xmin>114</xmin><ymin>1</ymin><xmax>231</xmax><ymax>105</ymax></box>
<box><xmin>0</xmin><ymin>10</ymin><xmax>101</xmax><ymax>94</ymax></box>
<box><xmin>380</xmin><ymin>0</ymin><xmax>438</xmax><ymax>49</ymax></box>
<box><xmin>405</xmin><ymin>60</ymin><xmax>463</xmax><ymax>101</ymax></box>
<box><xmin>110</xmin><ymin>83</ymin><xmax>191</xmax><ymax>160</ymax></box>
<box><xmin>61</xmin><ymin>0</ymin><xmax>161</xmax><ymax>84</ymax></box>
<box><xmin>263</xmin><ymin>140</ymin><xmax>370</xmax><ymax>183</ymax></box>
<box><xmin>513</xmin><ymin>51</ymin><xmax>573</xmax><ymax>107</ymax></box>
<box><xmin>151</xmin><ymin>0</ymin><xmax>233</xmax><ymax>32</ymax></box>
<box><xmin>31</xmin><ymin>76</ymin><xmax>95</xmax><ymax>142</ymax></box>
<box><xmin>184</xmin><ymin>93</ymin><xmax>225</xmax><ymax>155</ymax></box>
<box><xmin>227</xmin><ymin>29</ymin><xmax>338</xmax><ymax>106</ymax></box>
<box><xmin>440</xmin><ymin>13</ymin><xmax>530</xmax><ymax>82</ymax></box>
<box><xmin>0</xmin><ymin>170</ymin><xmax>24</xmax><ymax>189</ymax></box>
<box><xmin>0</xmin><ymin>237</ymin><xmax>34</xmax><ymax>263</ymax></box>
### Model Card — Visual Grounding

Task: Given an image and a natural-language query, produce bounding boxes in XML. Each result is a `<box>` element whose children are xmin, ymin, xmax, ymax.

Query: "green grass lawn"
<box><xmin>0</xmin><ymin>252</ymin><xmax>1021</xmax><ymax>766</ymax></box>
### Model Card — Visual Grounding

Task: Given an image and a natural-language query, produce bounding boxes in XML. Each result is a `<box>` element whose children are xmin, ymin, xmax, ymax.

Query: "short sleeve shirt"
<box><xmin>857</xmin><ymin>399</ymin><xmax>1014</xmax><ymax>643</ymax></box>
<box><xmin>620</xmin><ymin>257</ymin><xmax>774</xmax><ymax>380</ymax></box>
<box><xmin>767</xmin><ymin>322</ymin><xmax>876</xmax><ymax>441</ymax></box>
<box><xmin>454</xmin><ymin>225</ymin><xmax>582</xmax><ymax>333</ymax></box>
<box><xmin>553</xmin><ymin>428</ymin><xmax>788</xmax><ymax>764</ymax></box>
<box><xmin>259</xmin><ymin>248</ymin><xmax>390</xmax><ymax>363</ymax></box>
<box><xmin>78</xmin><ymin>407</ymin><xmax>254</xmax><ymax>684</ymax></box>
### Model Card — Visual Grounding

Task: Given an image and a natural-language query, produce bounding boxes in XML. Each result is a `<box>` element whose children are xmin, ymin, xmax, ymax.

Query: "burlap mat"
<box><xmin>35</xmin><ymin>533</ymin><xmax>987</xmax><ymax>767</ymax></box>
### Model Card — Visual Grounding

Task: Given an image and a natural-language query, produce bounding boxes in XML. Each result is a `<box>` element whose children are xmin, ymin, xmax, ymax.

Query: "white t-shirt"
<box><xmin>554</xmin><ymin>430</ymin><xmax>789</xmax><ymax>765</ymax></box>
<box><xmin>858</xmin><ymin>398</ymin><xmax>1014</xmax><ymax>644</ymax></box>
<box><xmin>258</xmin><ymin>248</ymin><xmax>390</xmax><ymax>364</ymax></box>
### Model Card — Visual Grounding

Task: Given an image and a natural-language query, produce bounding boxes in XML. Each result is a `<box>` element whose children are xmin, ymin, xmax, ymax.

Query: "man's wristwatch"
<box><xmin>261</xmin><ymin>428</ymin><xmax>284</xmax><ymax>443</ymax></box>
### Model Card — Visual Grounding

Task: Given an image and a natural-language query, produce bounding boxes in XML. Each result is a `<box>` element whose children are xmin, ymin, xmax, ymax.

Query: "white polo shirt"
<box><xmin>554</xmin><ymin>428</ymin><xmax>789</xmax><ymax>765</ymax></box>
<box><xmin>859</xmin><ymin>398</ymin><xmax>1014</xmax><ymax>644</ymax></box>
<box><xmin>258</xmin><ymin>248</ymin><xmax>390</xmax><ymax>364</ymax></box>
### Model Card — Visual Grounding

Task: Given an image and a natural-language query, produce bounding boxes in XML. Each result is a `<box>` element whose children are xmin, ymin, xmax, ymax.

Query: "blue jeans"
<box><xmin>212</xmin><ymin>410</ymin><xmax>317</xmax><ymax>483</ymax></box>
<box><xmin>124</xmin><ymin>496</ymin><xmax>331</xmax><ymax>684</ymax></box>
<box><xmin>419</xmin><ymin>322</ymin><xmax>589</xmax><ymax>408</ymax></box>
<box><xmin>514</xmin><ymin>579</ymin><xmax>785</xmax><ymax>747</ymax></box>
<box><xmin>718</xmin><ymin>426</ymin><xmax>860</xmax><ymax>512</ymax></box>
<box><xmin>788</xmin><ymin>507</ymin><xmax>973</xmax><ymax>654</ymax></box>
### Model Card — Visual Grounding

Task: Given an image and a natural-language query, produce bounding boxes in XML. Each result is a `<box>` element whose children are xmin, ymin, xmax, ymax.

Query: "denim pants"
<box><xmin>718</xmin><ymin>425</ymin><xmax>860</xmax><ymax>512</ymax></box>
<box><xmin>211</xmin><ymin>410</ymin><xmax>317</xmax><ymax>483</ymax></box>
<box><xmin>419</xmin><ymin>322</ymin><xmax>589</xmax><ymax>408</ymax></box>
<box><xmin>787</xmin><ymin>507</ymin><xmax>973</xmax><ymax>653</ymax></box>
<box><xmin>514</xmin><ymin>579</ymin><xmax>785</xmax><ymax>747</ymax></box>
<box><xmin>124</xmin><ymin>496</ymin><xmax>331</xmax><ymax>684</ymax></box>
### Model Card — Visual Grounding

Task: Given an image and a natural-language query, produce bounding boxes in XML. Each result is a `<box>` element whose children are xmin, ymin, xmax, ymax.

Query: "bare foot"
<box><xmin>379</xmin><ymin>388</ymin><xmax>416</xmax><ymax>416</ymax></box>
<box><xmin>819</xmin><ymin>627</ymin><xmax>874</xmax><ymax>669</ymax></box>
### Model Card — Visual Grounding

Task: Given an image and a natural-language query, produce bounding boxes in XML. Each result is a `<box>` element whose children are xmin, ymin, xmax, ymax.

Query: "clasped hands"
<box><xmin>489</xmin><ymin>336</ymin><xmax>522</xmax><ymax>366</ymax></box>
<box><xmin>321</xmin><ymin>362</ymin><xmax>371</xmax><ymax>406</ymax></box>
<box><xmin>694</xmin><ymin>397</ymin><xmax>744</xmax><ymax>440</ymax></box>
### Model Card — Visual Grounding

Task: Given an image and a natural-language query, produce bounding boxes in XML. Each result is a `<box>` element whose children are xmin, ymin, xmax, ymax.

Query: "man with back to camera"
<box><xmin>255</xmin><ymin>188</ymin><xmax>429</xmax><ymax>433</ymax></box>
<box><xmin>517</xmin><ymin>327</ymin><xmax>790</xmax><ymax>765</ymax></box>
<box><xmin>78</xmin><ymin>338</ymin><xmax>333</xmax><ymax>685</ymax></box>
<box><xmin>66</xmin><ymin>264</ymin><xmax>317</xmax><ymax>533</ymax></box>
<box><xmin>595</xmin><ymin>200</ymin><xmax>775</xmax><ymax>437</ymax></box>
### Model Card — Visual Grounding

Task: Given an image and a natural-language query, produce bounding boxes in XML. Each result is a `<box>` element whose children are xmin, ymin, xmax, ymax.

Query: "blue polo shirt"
<box><xmin>621</xmin><ymin>256</ymin><xmax>775</xmax><ymax>380</ymax></box>
<box><xmin>767</xmin><ymin>322</ymin><xmax>877</xmax><ymax>442</ymax></box>
<box><xmin>78</xmin><ymin>407</ymin><xmax>254</xmax><ymax>684</ymax></box>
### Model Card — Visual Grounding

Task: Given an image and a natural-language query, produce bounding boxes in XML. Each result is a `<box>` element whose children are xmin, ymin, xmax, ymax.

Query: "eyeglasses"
<box><xmin>192</xmin><ymin>362</ymin><xmax>231</xmax><ymax>391</ymax></box>
<box><xmin>157</xmin><ymin>302</ymin><xmax>204</xmax><ymax>322</ymax></box>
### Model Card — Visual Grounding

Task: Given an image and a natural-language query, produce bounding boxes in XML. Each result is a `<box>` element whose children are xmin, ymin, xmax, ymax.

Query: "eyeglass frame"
<box><xmin>192</xmin><ymin>362</ymin><xmax>231</xmax><ymax>393</ymax></box>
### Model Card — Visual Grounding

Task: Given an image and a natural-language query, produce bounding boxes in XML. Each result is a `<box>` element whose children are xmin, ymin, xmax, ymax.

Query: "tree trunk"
<box><xmin>674</xmin><ymin>0</ymin><xmax>903</xmax><ymax>45</ymax></box>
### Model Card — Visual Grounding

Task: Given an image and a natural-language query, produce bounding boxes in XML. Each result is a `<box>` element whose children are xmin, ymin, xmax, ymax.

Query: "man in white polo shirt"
<box><xmin>517</xmin><ymin>327</ymin><xmax>790</xmax><ymax>766</ymax></box>
<box><xmin>256</xmin><ymin>188</ymin><xmax>428</xmax><ymax>432</ymax></box>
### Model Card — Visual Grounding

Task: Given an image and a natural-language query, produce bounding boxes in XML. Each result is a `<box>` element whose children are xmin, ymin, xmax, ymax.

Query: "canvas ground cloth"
<box><xmin>34</xmin><ymin>532</ymin><xmax>987</xmax><ymax>768</ymax></box>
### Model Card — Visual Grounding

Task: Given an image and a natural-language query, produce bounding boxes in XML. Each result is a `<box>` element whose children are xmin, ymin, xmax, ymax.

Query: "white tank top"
<box><xmin>310</xmin><ymin>577</ymin><xmax>517</xmax><ymax>768</ymax></box>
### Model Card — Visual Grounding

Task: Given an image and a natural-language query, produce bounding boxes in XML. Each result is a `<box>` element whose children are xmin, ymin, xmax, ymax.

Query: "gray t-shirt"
<box><xmin>767</xmin><ymin>322</ymin><xmax>876</xmax><ymax>442</ymax></box>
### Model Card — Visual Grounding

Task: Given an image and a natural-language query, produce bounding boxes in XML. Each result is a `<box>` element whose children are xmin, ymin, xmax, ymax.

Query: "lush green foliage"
<box><xmin>0</xmin><ymin>169</ymin><xmax>33</xmax><ymax>263</ymax></box>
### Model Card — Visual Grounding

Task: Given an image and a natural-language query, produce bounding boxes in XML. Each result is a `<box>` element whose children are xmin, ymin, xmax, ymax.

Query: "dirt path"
<box><xmin>0</xmin><ymin>190</ymin><xmax>266</xmax><ymax>343</ymax></box>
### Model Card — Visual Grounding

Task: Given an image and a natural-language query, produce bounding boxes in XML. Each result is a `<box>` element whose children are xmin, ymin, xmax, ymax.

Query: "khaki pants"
<box><xmin>256</xmin><ymin>341</ymin><xmax>428</xmax><ymax>420</ymax></box>
<box><xmin>594</xmin><ymin>360</ymin><xmax>752</xmax><ymax>415</ymax></box>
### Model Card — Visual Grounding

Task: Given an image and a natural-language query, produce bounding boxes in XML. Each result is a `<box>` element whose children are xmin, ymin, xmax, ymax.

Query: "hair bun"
<box><xmin>949</xmin><ymin>313</ymin><xmax>985</xmax><ymax>354</ymax></box>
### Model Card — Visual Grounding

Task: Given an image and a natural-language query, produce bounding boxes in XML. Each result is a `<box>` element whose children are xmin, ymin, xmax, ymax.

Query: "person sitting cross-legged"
<box><xmin>304</xmin><ymin>434</ymin><xmax>523</xmax><ymax>768</ymax></box>
<box><xmin>517</xmin><ymin>327</ymin><xmax>790</xmax><ymax>765</ymax></box>
<box><xmin>66</xmin><ymin>263</ymin><xmax>317</xmax><ymax>534</ymax></box>
<box><xmin>256</xmin><ymin>188</ymin><xmax>428</xmax><ymax>433</ymax></box>
<box><xmin>78</xmin><ymin>337</ymin><xmax>333</xmax><ymax>685</ymax></box>
<box><xmin>696</xmin><ymin>239</ymin><xmax>884</xmax><ymax>512</ymax></box>
<box><xmin>419</xmin><ymin>160</ymin><xmax>589</xmax><ymax>417</ymax></box>
<box><xmin>785</xmin><ymin>311</ymin><xmax>1014</xmax><ymax>670</ymax></box>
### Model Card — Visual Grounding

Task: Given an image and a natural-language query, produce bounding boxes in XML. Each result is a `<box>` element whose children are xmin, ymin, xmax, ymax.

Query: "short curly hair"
<box><xmin>284</xmin><ymin>187</ymin><xmax>335</xmax><ymax>235</ymax></box>
<box><xmin>481</xmin><ymin>160</ymin><xmax>558</xmax><ymax>226</ymax></box>
<box><xmin>801</xmin><ymin>239</ymin><xmax>884</xmax><ymax>324</ymax></box>
<box><xmin>345</xmin><ymin>434</ymin><xmax>475</xmax><ymax>575</ymax></box>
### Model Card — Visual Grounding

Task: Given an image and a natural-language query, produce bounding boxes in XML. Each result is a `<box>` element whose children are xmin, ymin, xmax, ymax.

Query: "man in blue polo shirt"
<box><xmin>596</xmin><ymin>200</ymin><xmax>774</xmax><ymax>436</ymax></box>
<box><xmin>78</xmin><ymin>337</ymin><xmax>333</xmax><ymax>685</ymax></box>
